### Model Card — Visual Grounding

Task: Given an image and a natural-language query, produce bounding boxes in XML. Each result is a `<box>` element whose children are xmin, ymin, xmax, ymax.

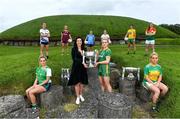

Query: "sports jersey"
<box><xmin>36</xmin><ymin>66</ymin><xmax>52</xmax><ymax>84</ymax></box>
<box><xmin>127</xmin><ymin>29</ymin><xmax>136</xmax><ymax>39</ymax></box>
<box><xmin>98</xmin><ymin>48</ymin><xmax>112</xmax><ymax>76</ymax></box>
<box><xmin>146</xmin><ymin>27</ymin><xmax>156</xmax><ymax>40</ymax></box>
<box><xmin>86</xmin><ymin>34</ymin><xmax>95</xmax><ymax>45</ymax></box>
<box><xmin>143</xmin><ymin>63</ymin><xmax>162</xmax><ymax>83</ymax></box>
<box><xmin>61</xmin><ymin>31</ymin><xmax>71</xmax><ymax>42</ymax></box>
<box><xmin>40</xmin><ymin>28</ymin><xmax>50</xmax><ymax>42</ymax></box>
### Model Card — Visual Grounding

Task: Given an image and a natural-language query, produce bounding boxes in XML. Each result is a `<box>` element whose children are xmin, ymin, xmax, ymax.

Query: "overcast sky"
<box><xmin>0</xmin><ymin>0</ymin><xmax>180</xmax><ymax>32</ymax></box>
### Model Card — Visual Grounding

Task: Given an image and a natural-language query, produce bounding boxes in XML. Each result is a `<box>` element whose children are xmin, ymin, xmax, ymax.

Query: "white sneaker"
<box><xmin>76</xmin><ymin>97</ymin><xmax>80</xmax><ymax>104</ymax></box>
<box><xmin>80</xmin><ymin>95</ymin><xmax>85</xmax><ymax>102</ymax></box>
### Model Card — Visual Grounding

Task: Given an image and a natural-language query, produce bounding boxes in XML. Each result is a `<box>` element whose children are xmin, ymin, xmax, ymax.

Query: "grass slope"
<box><xmin>0</xmin><ymin>15</ymin><xmax>179</xmax><ymax>40</ymax></box>
<box><xmin>0</xmin><ymin>44</ymin><xmax>180</xmax><ymax>117</ymax></box>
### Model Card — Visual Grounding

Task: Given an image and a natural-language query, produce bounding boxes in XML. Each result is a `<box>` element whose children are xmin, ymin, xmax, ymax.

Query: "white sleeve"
<box><xmin>46</xmin><ymin>68</ymin><xmax>52</xmax><ymax>77</ymax></box>
<box><xmin>101</xmin><ymin>34</ymin><xmax>103</xmax><ymax>39</ymax></box>
<box><xmin>46</xmin><ymin>29</ymin><xmax>50</xmax><ymax>34</ymax></box>
<box><xmin>40</xmin><ymin>29</ymin><xmax>43</xmax><ymax>33</ymax></box>
<box><xmin>108</xmin><ymin>34</ymin><xmax>110</xmax><ymax>39</ymax></box>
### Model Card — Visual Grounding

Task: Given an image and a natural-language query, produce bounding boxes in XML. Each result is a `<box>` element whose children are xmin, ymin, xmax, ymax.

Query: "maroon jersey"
<box><xmin>61</xmin><ymin>31</ymin><xmax>70</xmax><ymax>43</ymax></box>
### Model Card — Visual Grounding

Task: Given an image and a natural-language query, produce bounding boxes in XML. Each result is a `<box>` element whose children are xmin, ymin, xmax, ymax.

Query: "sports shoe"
<box><xmin>76</xmin><ymin>97</ymin><xmax>80</xmax><ymax>104</ymax></box>
<box><xmin>151</xmin><ymin>106</ymin><xmax>159</xmax><ymax>113</ymax></box>
<box><xmin>32</xmin><ymin>106</ymin><xmax>38</xmax><ymax>114</ymax></box>
<box><xmin>80</xmin><ymin>95</ymin><xmax>85</xmax><ymax>102</ymax></box>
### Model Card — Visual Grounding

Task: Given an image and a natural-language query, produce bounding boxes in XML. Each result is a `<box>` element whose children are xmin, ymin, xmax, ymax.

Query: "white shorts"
<box><xmin>142</xmin><ymin>81</ymin><xmax>157</xmax><ymax>90</ymax></box>
<box><xmin>145</xmin><ymin>40</ymin><xmax>155</xmax><ymax>45</ymax></box>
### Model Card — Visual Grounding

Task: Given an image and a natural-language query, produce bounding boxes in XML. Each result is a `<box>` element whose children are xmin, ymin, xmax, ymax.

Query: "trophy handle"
<box><xmin>82</xmin><ymin>50</ymin><xmax>85</xmax><ymax>64</ymax></box>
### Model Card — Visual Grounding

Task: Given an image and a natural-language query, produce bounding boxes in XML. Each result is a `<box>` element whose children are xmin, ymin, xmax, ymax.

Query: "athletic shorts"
<box><xmin>87</xmin><ymin>44</ymin><xmax>94</xmax><ymax>47</ymax></box>
<box><xmin>40</xmin><ymin>41</ymin><xmax>49</xmax><ymax>45</ymax></box>
<box><xmin>62</xmin><ymin>40</ymin><xmax>68</xmax><ymax>44</ymax></box>
<box><xmin>98</xmin><ymin>64</ymin><xmax>110</xmax><ymax>77</ymax></box>
<box><xmin>145</xmin><ymin>40</ymin><xmax>155</xmax><ymax>45</ymax></box>
<box><xmin>42</xmin><ymin>83</ymin><xmax>51</xmax><ymax>91</ymax></box>
<box><xmin>40</xmin><ymin>38</ymin><xmax>49</xmax><ymax>45</ymax></box>
<box><xmin>128</xmin><ymin>39</ymin><xmax>135</xmax><ymax>44</ymax></box>
<box><xmin>142</xmin><ymin>80</ymin><xmax>157</xmax><ymax>90</ymax></box>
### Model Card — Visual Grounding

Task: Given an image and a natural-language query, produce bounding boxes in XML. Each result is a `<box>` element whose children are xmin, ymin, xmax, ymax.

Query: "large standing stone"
<box><xmin>137</xmin><ymin>86</ymin><xmax>151</xmax><ymax>102</ymax></box>
<box><xmin>110</xmin><ymin>68</ymin><xmax>121</xmax><ymax>89</ymax></box>
<box><xmin>0</xmin><ymin>95</ymin><xmax>26</xmax><ymax>118</ymax></box>
<box><xmin>98</xmin><ymin>92</ymin><xmax>132</xmax><ymax>118</ymax></box>
<box><xmin>119</xmin><ymin>77</ymin><xmax>136</xmax><ymax>102</ymax></box>
<box><xmin>40</xmin><ymin>85</ymin><xmax>63</xmax><ymax>109</ymax></box>
<box><xmin>87</xmin><ymin>68</ymin><xmax>102</xmax><ymax>95</ymax></box>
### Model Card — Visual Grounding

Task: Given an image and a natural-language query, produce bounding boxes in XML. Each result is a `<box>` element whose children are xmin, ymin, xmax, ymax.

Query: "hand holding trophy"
<box><xmin>82</xmin><ymin>50</ymin><xmax>98</xmax><ymax>68</ymax></box>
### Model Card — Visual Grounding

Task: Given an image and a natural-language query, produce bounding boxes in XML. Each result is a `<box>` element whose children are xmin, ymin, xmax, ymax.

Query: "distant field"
<box><xmin>0</xmin><ymin>44</ymin><xmax>180</xmax><ymax>117</ymax></box>
<box><xmin>0</xmin><ymin>15</ymin><xmax>179</xmax><ymax>40</ymax></box>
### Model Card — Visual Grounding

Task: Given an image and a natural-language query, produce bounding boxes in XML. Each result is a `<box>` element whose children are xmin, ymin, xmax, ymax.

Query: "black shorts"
<box><xmin>42</xmin><ymin>83</ymin><xmax>51</xmax><ymax>91</ymax></box>
<box><xmin>87</xmin><ymin>44</ymin><xmax>94</xmax><ymax>47</ymax></box>
<box><xmin>40</xmin><ymin>41</ymin><xmax>49</xmax><ymax>45</ymax></box>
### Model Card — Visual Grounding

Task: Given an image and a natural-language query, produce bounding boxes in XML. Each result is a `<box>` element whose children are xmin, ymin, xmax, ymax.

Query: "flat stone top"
<box><xmin>99</xmin><ymin>92</ymin><xmax>132</xmax><ymax>108</ymax></box>
<box><xmin>0</xmin><ymin>95</ymin><xmax>25</xmax><ymax>114</ymax></box>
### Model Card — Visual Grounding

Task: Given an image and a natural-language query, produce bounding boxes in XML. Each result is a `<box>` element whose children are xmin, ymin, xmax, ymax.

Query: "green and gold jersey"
<box><xmin>98</xmin><ymin>48</ymin><xmax>112</xmax><ymax>76</ymax></box>
<box><xmin>98</xmin><ymin>48</ymin><xmax>112</xmax><ymax>62</ymax></box>
<box><xmin>127</xmin><ymin>29</ymin><xmax>136</xmax><ymax>39</ymax></box>
<box><xmin>144</xmin><ymin>63</ymin><xmax>162</xmax><ymax>82</ymax></box>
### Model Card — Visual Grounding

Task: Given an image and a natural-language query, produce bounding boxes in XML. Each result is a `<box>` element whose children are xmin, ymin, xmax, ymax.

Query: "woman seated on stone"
<box><xmin>25</xmin><ymin>56</ymin><xmax>52</xmax><ymax>111</ymax></box>
<box><xmin>143</xmin><ymin>52</ymin><xmax>168</xmax><ymax>112</ymax></box>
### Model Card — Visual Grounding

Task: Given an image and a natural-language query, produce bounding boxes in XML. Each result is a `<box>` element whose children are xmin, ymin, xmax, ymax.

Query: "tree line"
<box><xmin>159</xmin><ymin>24</ymin><xmax>180</xmax><ymax>35</ymax></box>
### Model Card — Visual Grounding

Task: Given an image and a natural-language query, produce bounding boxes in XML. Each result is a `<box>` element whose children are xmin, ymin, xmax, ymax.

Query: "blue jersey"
<box><xmin>86</xmin><ymin>34</ymin><xmax>95</xmax><ymax>45</ymax></box>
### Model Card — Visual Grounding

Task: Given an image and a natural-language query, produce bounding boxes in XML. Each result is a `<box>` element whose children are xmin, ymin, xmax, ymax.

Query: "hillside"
<box><xmin>0</xmin><ymin>15</ymin><xmax>179</xmax><ymax>40</ymax></box>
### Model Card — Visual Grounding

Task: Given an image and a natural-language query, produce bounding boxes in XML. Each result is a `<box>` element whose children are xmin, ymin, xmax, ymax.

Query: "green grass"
<box><xmin>0</xmin><ymin>44</ymin><xmax>180</xmax><ymax>117</ymax></box>
<box><xmin>110</xmin><ymin>44</ymin><xmax>180</xmax><ymax>118</ymax></box>
<box><xmin>0</xmin><ymin>46</ymin><xmax>72</xmax><ymax>95</ymax></box>
<box><xmin>0</xmin><ymin>15</ymin><xmax>179</xmax><ymax>40</ymax></box>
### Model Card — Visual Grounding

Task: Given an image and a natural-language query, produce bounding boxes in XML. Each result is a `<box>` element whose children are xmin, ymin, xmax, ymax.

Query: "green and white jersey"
<box><xmin>143</xmin><ymin>63</ymin><xmax>162</xmax><ymax>83</ymax></box>
<box><xmin>36</xmin><ymin>66</ymin><xmax>52</xmax><ymax>84</ymax></box>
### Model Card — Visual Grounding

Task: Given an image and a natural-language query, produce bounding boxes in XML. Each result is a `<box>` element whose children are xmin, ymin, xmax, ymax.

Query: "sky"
<box><xmin>0</xmin><ymin>0</ymin><xmax>180</xmax><ymax>32</ymax></box>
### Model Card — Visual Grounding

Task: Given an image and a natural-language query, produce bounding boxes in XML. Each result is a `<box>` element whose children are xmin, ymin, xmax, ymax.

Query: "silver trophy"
<box><xmin>82</xmin><ymin>50</ymin><xmax>97</xmax><ymax>68</ymax></box>
<box><xmin>121</xmin><ymin>67</ymin><xmax>140</xmax><ymax>81</ymax></box>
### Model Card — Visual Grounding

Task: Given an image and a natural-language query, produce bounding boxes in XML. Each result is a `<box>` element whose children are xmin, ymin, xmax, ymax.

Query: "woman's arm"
<box><xmin>61</xmin><ymin>32</ymin><xmax>63</xmax><ymax>42</ymax></box>
<box><xmin>47</xmin><ymin>31</ymin><xmax>50</xmax><ymax>37</ymax></box>
<box><xmin>69</xmin><ymin>34</ymin><xmax>72</xmax><ymax>39</ymax></box>
<box><xmin>145</xmin><ymin>75</ymin><xmax>154</xmax><ymax>84</ymax></box>
<box><xmin>96</xmin><ymin>56</ymin><xmax>111</xmax><ymax>65</ymax></box>
<box><xmin>33</xmin><ymin>78</ymin><xmax>38</xmax><ymax>86</ymax></box>
<box><xmin>38</xmin><ymin>76</ymin><xmax>50</xmax><ymax>86</ymax></box>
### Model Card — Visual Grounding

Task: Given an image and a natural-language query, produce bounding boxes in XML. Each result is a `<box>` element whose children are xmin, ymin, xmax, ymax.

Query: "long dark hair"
<box><xmin>73</xmin><ymin>37</ymin><xmax>85</xmax><ymax>50</ymax></box>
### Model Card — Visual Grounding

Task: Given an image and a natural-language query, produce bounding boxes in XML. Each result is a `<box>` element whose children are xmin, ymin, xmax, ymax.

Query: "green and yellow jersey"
<box><xmin>143</xmin><ymin>63</ymin><xmax>162</xmax><ymax>83</ymax></box>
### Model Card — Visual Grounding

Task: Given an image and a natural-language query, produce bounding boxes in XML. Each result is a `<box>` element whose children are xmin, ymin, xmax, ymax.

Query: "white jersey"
<box><xmin>101</xmin><ymin>34</ymin><xmax>111</xmax><ymax>43</ymax></box>
<box><xmin>40</xmin><ymin>28</ymin><xmax>50</xmax><ymax>42</ymax></box>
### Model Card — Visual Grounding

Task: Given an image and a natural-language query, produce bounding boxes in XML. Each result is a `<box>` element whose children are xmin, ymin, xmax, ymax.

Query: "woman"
<box><xmin>101</xmin><ymin>29</ymin><xmax>111</xmax><ymax>44</ymax></box>
<box><xmin>61</xmin><ymin>25</ymin><xmax>72</xmax><ymax>55</ymax></box>
<box><xmin>145</xmin><ymin>23</ymin><xmax>156</xmax><ymax>56</ymax></box>
<box><xmin>68</xmin><ymin>37</ymin><xmax>88</xmax><ymax>105</ymax></box>
<box><xmin>39</xmin><ymin>22</ymin><xmax>50</xmax><ymax>59</ymax></box>
<box><xmin>95</xmin><ymin>39</ymin><xmax>112</xmax><ymax>92</ymax></box>
<box><xmin>25</xmin><ymin>56</ymin><xmax>52</xmax><ymax>111</ymax></box>
<box><xmin>143</xmin><ymin>52</ymin><xmax>168</xmax><ymax>112</ymax></box>
<box><xmin>85</xmin><ymin>30</ymin><xmax>95</xmax><ymax>51</ymax></box>
<box><xmin>125</xmin><ymin>25</ymin><xmax>136</xmax><ymax>54</ymax></box>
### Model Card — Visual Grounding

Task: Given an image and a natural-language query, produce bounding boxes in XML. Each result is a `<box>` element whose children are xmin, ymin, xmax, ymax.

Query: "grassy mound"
<box><xmin>0</xmin><ymin>15</ymin><xmax>179</xmax><ymax>40</ymax></box>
